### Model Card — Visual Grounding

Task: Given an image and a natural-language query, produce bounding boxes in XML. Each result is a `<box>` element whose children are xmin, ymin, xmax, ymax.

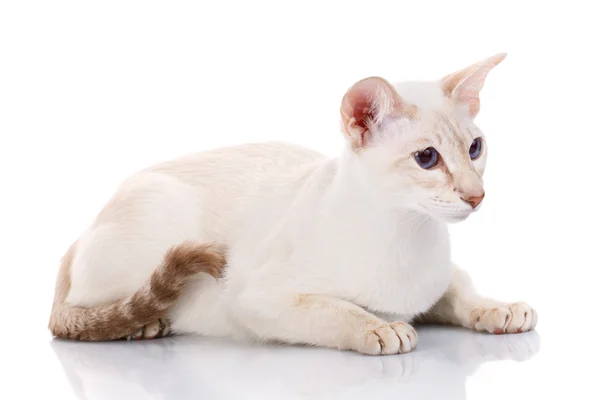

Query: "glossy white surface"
<box><xmin>51</xmin><ymin>327</ymin><xmax>542</xmax><ymax>400</ymax></box>
<box><xmin>7</xmin><ymin>322</ymin><xmax>593</xmax><ymax>400</ymax></box>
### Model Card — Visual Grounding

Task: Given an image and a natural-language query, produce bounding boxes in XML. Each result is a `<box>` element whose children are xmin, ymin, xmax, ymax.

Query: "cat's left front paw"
<box><xmin>469</xmin><ymin>302</ymin><xmax>537</xmax><ymax>334</ymax></box>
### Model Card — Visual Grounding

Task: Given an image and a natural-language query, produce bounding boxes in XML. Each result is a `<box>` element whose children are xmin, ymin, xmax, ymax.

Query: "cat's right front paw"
<box><xmin>355</xmin><ymin>322</ymin><xmax>418</xmax><ymax>355</ymax></box>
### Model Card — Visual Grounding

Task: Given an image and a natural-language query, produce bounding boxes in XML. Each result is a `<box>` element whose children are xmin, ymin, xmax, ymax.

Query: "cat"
<box><xmin>49</xmin><ymin>53</ymin><xmax>537</xmax><ymax>355</ymax></box>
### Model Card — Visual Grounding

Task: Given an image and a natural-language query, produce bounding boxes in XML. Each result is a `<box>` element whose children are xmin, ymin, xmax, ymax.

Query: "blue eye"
<box><xmin>469</xmin><ymin>137</ymin><xmax>483</xmax><ymax>160</ymax></box>
<box><xmin>414</xmin><ymin>147</ymin><xmax>438</xmax><ymax>169</ymax></box>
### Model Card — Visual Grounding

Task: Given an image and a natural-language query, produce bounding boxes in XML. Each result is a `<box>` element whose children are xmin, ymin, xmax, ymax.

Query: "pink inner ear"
<box><xmin>349</xmin><ymin>95</ymin><xmax>373</xmax><ymax>131</ymax></box>
<box><xmin>456</xmin><ymin>88</ymin><xmax>480</xmax><ymax>117</ymax></box>
<box><xmin>341</xmin><ymin>76</ymin><xmax>414</xmax><ymax>149</ymax></box>
<box><xmin>341</xmin><ymin>77</ymin><xmax>395</xmax><ymax>131</ymax></box>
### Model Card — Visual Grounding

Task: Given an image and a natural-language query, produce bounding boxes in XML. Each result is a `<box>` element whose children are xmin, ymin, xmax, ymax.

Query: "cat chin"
<box><xmin>416</xmin><ymin>203</ymin><xmax>472</xmax><ymax>224</ymax></box>
<box><xmin>446</xmin><ymin>215</ymin><xmax>471</xmax><ymax>223</ymax></box>
<box><xmin>432</xmin><ymin>213</ymin><xmax>472</xmax><ymax>224</ymax></box>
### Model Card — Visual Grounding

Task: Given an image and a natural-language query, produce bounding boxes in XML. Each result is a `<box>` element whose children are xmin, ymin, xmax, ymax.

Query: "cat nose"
<box><xmin>461</xmin><ymin>192</ymin><xmax>485</xmax><ymax>208</ymax></box>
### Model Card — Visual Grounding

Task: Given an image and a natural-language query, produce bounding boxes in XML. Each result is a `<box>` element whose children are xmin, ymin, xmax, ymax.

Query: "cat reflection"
<box><xmin>51</xmin><ymin>326</ymin><xmax>540</xmax><ymax>400</ymax></box>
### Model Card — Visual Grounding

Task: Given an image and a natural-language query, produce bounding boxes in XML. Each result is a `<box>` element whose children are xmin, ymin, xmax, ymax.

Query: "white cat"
<box><xmin>49</xmin><ymin>53</ymin><xmax>537</xmax><ymax>355</ymax></box>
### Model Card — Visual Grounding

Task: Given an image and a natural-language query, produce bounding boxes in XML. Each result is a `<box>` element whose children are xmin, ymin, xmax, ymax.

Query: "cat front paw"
<box><xmin>355</xmin><ymin>321</ymin><xmax>418</xmax><ymax>355</ymax></box>
<box><xmin>469</xmin><ymin>302</ymin><xmax>537</xmax><ymax>334</ymax></box>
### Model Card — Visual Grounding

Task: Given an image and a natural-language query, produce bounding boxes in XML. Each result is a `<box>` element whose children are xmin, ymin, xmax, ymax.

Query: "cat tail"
<box><xmin>48</xmin><ymin>241</ymin><xmax>226</xmax><ymax>341</ymax></box>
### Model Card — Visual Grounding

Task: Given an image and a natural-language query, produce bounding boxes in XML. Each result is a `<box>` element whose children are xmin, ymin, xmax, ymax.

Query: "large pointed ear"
<box><xmin>340</xmin><ymin>77</ymin><xmax>416</xmax><ymax>149</ymax></box>
<box><xmin>441</xmin><ymin>53</ymin><xmax>507</xmax><ymax>118</ymax></box>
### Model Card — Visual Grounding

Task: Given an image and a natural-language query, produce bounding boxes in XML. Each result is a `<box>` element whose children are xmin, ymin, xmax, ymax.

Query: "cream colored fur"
<box><xmin>60</xmin><ymin>53</ymin><xmax>536</xmax><ymax>354</ymax></box>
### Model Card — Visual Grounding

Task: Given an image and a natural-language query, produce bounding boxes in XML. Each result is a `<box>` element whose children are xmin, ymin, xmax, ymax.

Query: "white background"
<box><xmin>1</xmin><ymin>1</ymin><xmax>598</xmax><ymax>399</ymax></box>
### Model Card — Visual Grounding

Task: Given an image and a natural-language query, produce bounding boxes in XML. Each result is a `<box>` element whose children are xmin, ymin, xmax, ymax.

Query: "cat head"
<box><xmin>340</xmin><ymin>53</ymin><xmax>506</xmax><ymax>223</ymax></box>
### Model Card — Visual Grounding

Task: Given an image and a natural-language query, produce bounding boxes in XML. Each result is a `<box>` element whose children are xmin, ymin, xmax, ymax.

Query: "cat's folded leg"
<box><xmin>235</xmin><ymin>293</ymin><xmax>417</xmax><ymax>355</ymax></box>
<box><xmin>419</xmin><ymin>266</ymin><xmax>537</xmax><ymax>334</ymax></box>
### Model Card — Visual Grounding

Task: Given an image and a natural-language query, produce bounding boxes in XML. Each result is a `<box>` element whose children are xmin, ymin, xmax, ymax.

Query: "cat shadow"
<box><xmin>50</xmin><ymin>326</ymin><xmax>540</xmax><ymax>400</ymax></box>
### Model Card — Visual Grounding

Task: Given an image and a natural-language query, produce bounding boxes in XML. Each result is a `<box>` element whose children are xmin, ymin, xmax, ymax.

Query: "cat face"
<box><xmin>340</xmin><ymin>54</ymin><xmax>505</xmax><ymax>223</ymax></box>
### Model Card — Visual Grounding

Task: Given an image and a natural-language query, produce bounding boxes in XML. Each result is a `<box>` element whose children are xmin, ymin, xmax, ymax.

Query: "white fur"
<box><xmin>65</xmin><ymin>56</ymin><xmax>536</xmax><ymax>354</ymax></box>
